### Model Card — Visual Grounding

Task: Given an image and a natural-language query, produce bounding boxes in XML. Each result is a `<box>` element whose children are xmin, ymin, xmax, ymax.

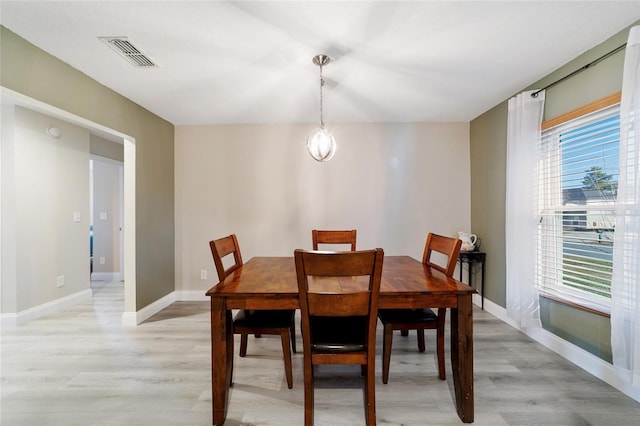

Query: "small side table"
<box><xmin>457</xmin><ymin>251</ymin><xmax>486</xmax><ymax>309</ymax></box>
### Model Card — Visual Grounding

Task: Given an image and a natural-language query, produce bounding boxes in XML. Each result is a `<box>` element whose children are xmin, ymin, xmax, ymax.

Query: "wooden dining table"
<box><xmin>206</xmin><ymin>255</ymin><xmax>476</xmax><ymax>425</ymax></box>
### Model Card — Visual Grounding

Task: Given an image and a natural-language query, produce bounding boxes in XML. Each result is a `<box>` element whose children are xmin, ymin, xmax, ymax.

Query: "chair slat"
<box><xmin>301</xmin><ymin>250</ymin><xmax>376</xmax><ymax>276</ymax></box>
<box><xmin>312</xmin><ymin>229</ymin><xmax>357</xmax><ymax>251</ymax></box>
<box><xmin>308</xmin><ymin>293</ymin><xmax>370</xmax><ymax>316</ymax></box>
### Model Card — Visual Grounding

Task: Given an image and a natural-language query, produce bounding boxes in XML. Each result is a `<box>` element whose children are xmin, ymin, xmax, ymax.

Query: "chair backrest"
<box><xmin>312</xmin><ymin>229</ymin><xmax>357</xmax><ymax>251</ymax></box>
<box><xmin>422</xmin><ymin>232</ymin><xmax>462</xmax><ymax>277</ymax></box>
<box><xmin>294</xmin><ymin>248</ymin><xmax>384</xmax><ymax>351</ymax></box>
<box><xmin>209</xmin><ymin>234</ymin><xmax>243</xmax><ymax>282</ymax></box>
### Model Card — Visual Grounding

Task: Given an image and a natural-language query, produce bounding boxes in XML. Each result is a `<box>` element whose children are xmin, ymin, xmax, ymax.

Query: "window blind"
<box><xmin>537</xmin><ymin>104</ymin><xmax>620</xmax><ymax>313</ymax></box>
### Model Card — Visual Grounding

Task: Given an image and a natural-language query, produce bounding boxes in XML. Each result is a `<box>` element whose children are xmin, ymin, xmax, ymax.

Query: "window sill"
<box><xmin>539</xmin><ymin>293</ymin><xmax>610</xmax><ymax>318</ymax></box>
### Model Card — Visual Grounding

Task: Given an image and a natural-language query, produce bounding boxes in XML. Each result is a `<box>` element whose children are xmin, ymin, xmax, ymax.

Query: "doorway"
<box><xmin>0</xmin><ymin>87</ymin><xmax>137</xmax><ymax>324</ymax></box>
<box><xmin>90</xmin><ymin>156</ymin><xmax>124</xmax><ymax>284</ymax></box>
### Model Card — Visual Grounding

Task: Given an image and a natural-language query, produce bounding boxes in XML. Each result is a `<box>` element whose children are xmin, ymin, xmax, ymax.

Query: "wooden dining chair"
<box><xmin>294</xmin><ymin>248</ymin><xmax>384</xmax><ymax>426</ymax></box>
<box><xmin>312</xmin><ymin>229</ymin><xmax>357</xmax><ymax>251</ymax></box>
<box><xmin>209</xmin><ymin>234</ymin><xmax>296</xmax><ymax>389</ymax></box>
<box><xmin>377</xmin><ymin>232</ymin><xmax>462</xmax><ymax>383</ymax></box>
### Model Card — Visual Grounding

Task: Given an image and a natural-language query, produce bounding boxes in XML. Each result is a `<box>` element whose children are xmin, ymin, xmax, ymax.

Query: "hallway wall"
<box><xmin>2</xmin><ymin>106</ymin><xmax>90</xmax><ymax>313</ymax></box>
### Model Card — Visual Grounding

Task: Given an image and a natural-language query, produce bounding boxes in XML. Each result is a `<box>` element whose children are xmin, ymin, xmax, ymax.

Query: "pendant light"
<box><xmin>307</xmin><ymin>54</ymin><xmax>336</xmax><ymax>162</ymax></box>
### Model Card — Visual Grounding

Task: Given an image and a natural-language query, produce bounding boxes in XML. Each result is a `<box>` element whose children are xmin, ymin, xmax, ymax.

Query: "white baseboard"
<box><xmin>472</xmin><ymin>292</ymin><xmax>483</xmax><ymax>309</ymax></box>
<box><xmin>481</xmin><ymin>297</ymin><xmax>640</xmax><ymax>403</ymax></box>
<box><xmin>121</xmin><ymin>291</ymin><xmax>176</xmax><ymax>327</ymax></box>
<box><xmin>120</xmin><ymin>289</ymin><xmax>207</xmax><ymax>327</ymax></box>
<box><xmin>91</xmin><ymin>272</ymin><xmax>119</xmax><ymax>281</ymax></box>
<box><xmin>175</xmin><ymin>290</ymin><xmax>209</xmax><ymax>301</ymax></box>
<box><xmin>481</xmin><ymin>297</ymin><xmax>522</xmax><ymax>329</ymax></box>
<box><xmin>0</xmin><ymin>289</ymin><xmax>92</xmax><ymax>327</ymax></box>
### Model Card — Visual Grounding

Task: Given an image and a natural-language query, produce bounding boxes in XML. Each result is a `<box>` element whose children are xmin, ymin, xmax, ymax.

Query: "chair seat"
<box><xmin>233</xmin><ymin>309</ymin><xmax>295</xmax><ymax>328</ymax></box>
<box><xmin>378</xmin><ymin>308</ymin><xmax>438</xmax><ymax>324</ymax></box>
<box><xmin>310</xmin><ymin>316</ymin><xmax>367</xmax><ymax>352</ymax></box>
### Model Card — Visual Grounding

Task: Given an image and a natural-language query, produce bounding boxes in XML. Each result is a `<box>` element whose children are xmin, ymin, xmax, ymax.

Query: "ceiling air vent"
<box><xmin>99</xmin><ymin>37</ymin><xmax>158</xmax><ymax>68</ymax></box>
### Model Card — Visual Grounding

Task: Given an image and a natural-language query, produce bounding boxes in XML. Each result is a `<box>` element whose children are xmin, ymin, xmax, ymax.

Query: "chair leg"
<box><xmin>290</xmin><ymin>319</ymin><xmax>297</xmax><ymax>354</ymax></box>
<box><xmin>400</xmin><ymin>330</ymin><xmax>409</xmax><ymax>337</ymax></box>
<box><xmin>382</xmin><ymin>324</ymin><xmax>393</xmax><ymax>384</ymax></box>
<box><xmin>364</xmin><ymin>362</ymin><xmax>377</xmax><ymax>426</ymax></box>
<box><xmin>437</xmin><ymin>308</ymin><xmax>446</xmax><ymax>380</ymax></box>
<box><xmin>417</xmin><ymin>328</ymin><xmax>426</xmax><ymax>353</ymax></box>
<box><xmin>280</xmin><ymin>330</ymin><xmax>293</xmax><ymax>389</ymax></box>
<box><xmin>239</xmin><ymin>333</ymin><xmax>248</xmax><ymax>357</ymax></box>
<box><xmin>303</xmin><ymin>358</ymin><xmax>314</xmax><ymax>426</ymax></box>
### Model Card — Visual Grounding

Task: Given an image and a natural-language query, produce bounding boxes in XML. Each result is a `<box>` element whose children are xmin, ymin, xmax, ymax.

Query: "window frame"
<box><xmin>537</xmin><ymin>93</ymin><xmax>621</xmax><ymax>315</ymax></box>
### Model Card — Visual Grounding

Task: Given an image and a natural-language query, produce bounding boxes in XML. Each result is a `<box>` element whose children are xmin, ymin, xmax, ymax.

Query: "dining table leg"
<box><xmin>450</xmin><ymin>293</ymin><xmax>474</xmax><ymax>423</ymax></box>
<box><xmin>211</xmin><ymin>298</ymin><xmax>233</xmax><ymax>425</ymax></box>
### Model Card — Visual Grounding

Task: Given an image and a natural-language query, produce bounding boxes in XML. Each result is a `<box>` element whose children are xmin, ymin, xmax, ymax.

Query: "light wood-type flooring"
<box><xmin>2</xmin><ymin>280</ymin><xmax>640</xmax><ymax>425</ymax></box>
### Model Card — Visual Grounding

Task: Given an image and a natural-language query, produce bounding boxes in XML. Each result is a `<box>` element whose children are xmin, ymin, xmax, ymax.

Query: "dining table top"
<box><xmin>206</xmin><ymin>255</ymin><xmax>475</xmax><ymax>302</ymax></box>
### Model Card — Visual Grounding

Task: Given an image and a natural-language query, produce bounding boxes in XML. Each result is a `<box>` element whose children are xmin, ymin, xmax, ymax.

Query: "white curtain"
<box><xmin>611</xmin><ymin>25</ymin><xmax>640</xmax><ymax>387</ymax></box>
<box><xmin>506</xmin><ymin>90</ymin><xmax>545</xmax><ymax>329</ymax></box>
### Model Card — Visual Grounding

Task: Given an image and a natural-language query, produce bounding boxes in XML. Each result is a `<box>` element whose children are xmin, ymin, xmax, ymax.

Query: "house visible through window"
<box><xmin>537</xmin><ymin>97</ymin><xmax>620</xmax><ymax>314</ymax></box>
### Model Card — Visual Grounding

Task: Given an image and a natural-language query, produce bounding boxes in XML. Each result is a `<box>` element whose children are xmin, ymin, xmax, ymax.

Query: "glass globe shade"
<box><xmin>306</xmin><ymin>127</ymin><xmax>336</xmax><ymax>162</ymax></box>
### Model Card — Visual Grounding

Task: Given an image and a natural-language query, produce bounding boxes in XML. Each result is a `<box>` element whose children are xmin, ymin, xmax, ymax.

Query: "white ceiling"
<box><xmin>1</xmin><ymin>1</ymin><xmax>639</xmax><ymax>126</ymax></box>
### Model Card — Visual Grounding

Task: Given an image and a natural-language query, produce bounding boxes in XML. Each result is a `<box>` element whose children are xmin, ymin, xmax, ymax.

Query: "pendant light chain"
<box><xmin>319</xmin><ymin>63</ymin><xmax>325</xmax><ymax>128</ymax></box>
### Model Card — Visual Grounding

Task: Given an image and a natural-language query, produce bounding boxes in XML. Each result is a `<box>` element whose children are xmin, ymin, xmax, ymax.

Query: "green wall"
<box><xmin>1</xmin><ymin>26</ymin><xmax>175</xmax><ymax>311</ymax></box>
<box><xmin>470</xmin><ymin>22</ymin><xmax>637</xmax><ymax>362</ymax></box>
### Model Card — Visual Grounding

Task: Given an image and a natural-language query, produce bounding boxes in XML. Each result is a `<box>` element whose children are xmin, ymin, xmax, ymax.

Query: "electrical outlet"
<box><xmin>56</xmin><ymin>275</ymin><xmax>65</xmax><ymax>287</ymax></box>
<box><xmin>200</xmin><ymin>270</ymin><xmax>207</xmax><ymax>280</ymax></box>
<box><xmin>100</xmin><ymin>257</ymin><xmax>106</xmax><ymax>265</ymax></box>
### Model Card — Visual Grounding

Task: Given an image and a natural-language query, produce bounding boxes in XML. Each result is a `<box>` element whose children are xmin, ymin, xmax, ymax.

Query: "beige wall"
<box><xmin>175</xmin><ymin>122</ymin><xmax>471</xmax><ymax>292</ymax></box>
<box><xmin>1</xmin><ymin>26</ymin><xmax>175</xmax><ymax>311</ymax></box>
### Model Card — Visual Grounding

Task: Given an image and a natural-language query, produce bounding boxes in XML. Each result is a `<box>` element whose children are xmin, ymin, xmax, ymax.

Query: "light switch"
<box><xmin>100</xmin><ymin>212</ymin><xmax>108</xmax><ymax>220</ymax></box>
<box><xmin>73</xmin><ymin>211</ymin><xmax>81</xmax><ymax>222</ymax></box>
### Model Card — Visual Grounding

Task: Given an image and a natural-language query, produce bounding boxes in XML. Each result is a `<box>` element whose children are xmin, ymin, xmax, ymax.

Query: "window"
<box><xmin>537</xmin><ymin>97</ymin><xmax>620</xmax><ymax>314</ymax></box>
